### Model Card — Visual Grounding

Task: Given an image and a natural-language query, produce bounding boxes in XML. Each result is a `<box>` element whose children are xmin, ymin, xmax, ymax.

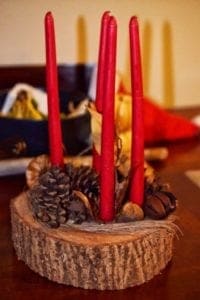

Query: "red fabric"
<box><xmin>117</xmin><ymin>83</ymin><xmax>199</xmax><ymax>144</ymax></box>
<box><xmin>143</xmin><ymin>97</ymin><xmax>199</xmax><ymax>145</ymax></box>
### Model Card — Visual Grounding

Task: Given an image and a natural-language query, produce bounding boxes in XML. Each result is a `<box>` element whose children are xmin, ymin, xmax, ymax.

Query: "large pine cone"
<box><xmin>28</xmin><ymin>166</ymin><xmax>71</xmax><ymax>228</ymax></box>
<box><xmin>28</xmin><ymin>164</ymin><xmax>100</xmax><ymax>228</ymax></box>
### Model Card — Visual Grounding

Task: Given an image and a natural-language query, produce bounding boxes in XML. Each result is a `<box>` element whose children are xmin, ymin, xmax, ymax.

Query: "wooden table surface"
<box><xmin>0</xmin><ymin>109</ymin><xmax>200</xmax><ymax>300</ymax></box>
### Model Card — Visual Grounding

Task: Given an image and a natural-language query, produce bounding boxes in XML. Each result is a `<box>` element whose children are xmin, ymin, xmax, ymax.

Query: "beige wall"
<box><xmin>0</xmin><ymin>0</ymin><xmax>200</xmax><ymax>108</ymax></box>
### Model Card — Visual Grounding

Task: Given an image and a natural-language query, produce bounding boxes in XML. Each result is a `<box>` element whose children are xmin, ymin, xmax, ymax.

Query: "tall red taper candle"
<box><xmin>93</xmin><ymin>11</ymin><xmax>111</xmax><ymax>173</ymax></box>
<box><xmin>100</xmin><ymin>16</ymin><xmax>117</xmax><ymax>222</ymax></box>
<box><xmin>129</xmin><ymin>16</ymin><xmax>144</xmax><ymax>206</ymax></box>
<box><xmin>96</xmin><ymin>11</ymin><xmax>110</xmax><ymax>113</ymax></box>
<box><xmin>45</xmin><ymin>12</ymin><xmax>64</xmax><ymax>167</ymax></box>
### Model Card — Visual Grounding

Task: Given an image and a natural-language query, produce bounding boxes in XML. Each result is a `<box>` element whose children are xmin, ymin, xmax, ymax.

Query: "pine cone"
<box><xmin>65</xmin><ymin>164</ymin><xmax>100</xmax><ymax>218</ymax></box>
<box><xmin>67</xmin><ymin>192</ymin><xmax>93</xmax><ymax>224</ymax></box>
<box><xmin>28</xmin><ymin>166</ymin><xmax>70</xmax><ymax>228</ymax></box>
<box><xmin>28</xmin><ymin>163</ymin><xmax>100</xmax><ymax>227</ymax></box>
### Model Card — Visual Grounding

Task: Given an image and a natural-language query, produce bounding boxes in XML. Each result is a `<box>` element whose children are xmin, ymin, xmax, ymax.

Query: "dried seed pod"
<box><xmin>26</xmin><ymin>155</ymin><xmax>50</xmax><ymax>188</ymax></box>
<box><xmin>143</xmin><ymin>173</ymin><xmax>177</xmax><ymax>220</ymax></box>
<box><xmin>156</xmin><ymin>191</ymin><xmax>177</xmax><ymax>214</ymax></box>
<box><xmin>73</xmin><ymin>190</ymin><xmax>94</xmax><ymax>219</ymax></box>
<box><xmin>66</xmin><ymin>164</ymin><xmax>100</xmax><ymax>218</ymax></box>
<box><xmin>66</xmin><ymin>192</ymin><xmax>93</xmax><ymax>224</ymax></box>
<box><xmin>143</xmin><ymin>195</ymin><xmax>167</xmax><ymax>220</ymax></box>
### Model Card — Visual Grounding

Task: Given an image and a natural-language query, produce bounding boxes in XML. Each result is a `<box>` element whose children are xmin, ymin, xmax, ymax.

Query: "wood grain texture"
<box><xmin>11</xmin><ymin>192</ymin><xmax>176</xmax><ymax>290</ymax></box>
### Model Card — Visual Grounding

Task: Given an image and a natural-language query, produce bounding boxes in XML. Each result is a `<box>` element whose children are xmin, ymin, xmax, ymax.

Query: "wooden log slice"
<box><xmin>10</xmin><ymin>192</ymin><xmax>177</xmax><ymax>290</ymax></box>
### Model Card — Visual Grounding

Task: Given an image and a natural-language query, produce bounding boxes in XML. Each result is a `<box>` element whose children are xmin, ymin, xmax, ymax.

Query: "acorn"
<box><xmin>118</xmin><ymin>202</ymin><xmax>144</xmax><ymax>222</ymax></box>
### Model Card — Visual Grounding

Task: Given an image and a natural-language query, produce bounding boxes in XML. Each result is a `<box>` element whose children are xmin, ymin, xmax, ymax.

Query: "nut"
<box><xmin>121</xmin><ymin>202</ymin><xmax>144</xmax><ymax>221</ymax></box>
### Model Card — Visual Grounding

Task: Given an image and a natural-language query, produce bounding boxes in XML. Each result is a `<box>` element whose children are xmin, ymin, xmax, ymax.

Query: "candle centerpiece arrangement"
<box><xmin>10</xmin><ymin>11</ymin><xmax>179</xmax><ymax>290</ymax></box>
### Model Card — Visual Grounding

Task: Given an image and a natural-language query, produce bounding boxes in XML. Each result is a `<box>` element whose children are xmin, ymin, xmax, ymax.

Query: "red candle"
<box><xmin>129</xmin><ymin>16</ymin><xmax>144</xmax><ymax>206</ymax></box>
<box><xmin>45</xmin><ymin>12</ymin><xmax>64</xmax><ymax>167</ymax></box>
<box><xmin>93</xmin><ymin>11</ymin><xmax>111</xmax><ymax>173</ymax></box>
<box><xmin>96</xmin><ymin>11</ymin><xmax>111</xmax><ymax>113</ymax></box>
<box><xmin>100</xmin><ymin>16</ymin><xmax>117</xmax><ymax>222</ymax></box>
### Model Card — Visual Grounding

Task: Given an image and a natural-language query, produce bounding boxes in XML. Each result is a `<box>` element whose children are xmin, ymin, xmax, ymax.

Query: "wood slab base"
<box><xmin>10</xmin><ymin>192</ymin><xmax>177</xmax><ymax>290</ymax></box>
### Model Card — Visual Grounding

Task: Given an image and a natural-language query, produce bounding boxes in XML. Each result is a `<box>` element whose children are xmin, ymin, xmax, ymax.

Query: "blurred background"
<box><xmin>0</xmin><ymin>0</ymin><xmax>200</xmax><ymax>108</ymax></box>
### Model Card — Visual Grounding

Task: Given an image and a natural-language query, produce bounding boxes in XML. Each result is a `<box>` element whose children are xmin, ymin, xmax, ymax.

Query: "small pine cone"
<box><xmin>28</xmin><ymin>166</ymin><xmax>71</xmax><ymax>228</ymax></box>
<box><xmin>65</xmin><ymin>164</ymin><xmax>100</xmax><ymax>218</ymax></box>
<box><xmin>66</xmin><ymin>193</ymin><xmax>93</xmax><ymax>224</ymax></box>
<box><xmin>28</xmin><ymin>164</ymin><xmax>100</xmax><ymax>227</ymax></box>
